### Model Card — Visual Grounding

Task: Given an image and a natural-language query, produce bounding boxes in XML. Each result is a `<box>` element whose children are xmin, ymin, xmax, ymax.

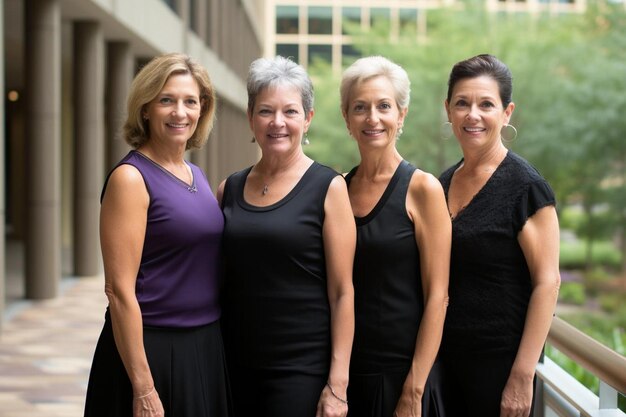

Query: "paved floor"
<box><xmin>0</xmin><ymin>276</ymin><xmax>107</xmax><ymax>417</ymax></box>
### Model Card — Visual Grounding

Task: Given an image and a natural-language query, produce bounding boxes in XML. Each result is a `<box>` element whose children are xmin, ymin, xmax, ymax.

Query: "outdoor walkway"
<box><xmin>0</xmin><ymin>276</ymin><xmax>107</xmax><ymax>417</ymax></box>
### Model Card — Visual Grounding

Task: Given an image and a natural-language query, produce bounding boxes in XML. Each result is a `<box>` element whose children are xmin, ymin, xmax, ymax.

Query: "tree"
<box><xmin>306</xmin><ymin>0</ymin><xmax>626</xmax><ymax>274</ymax></box>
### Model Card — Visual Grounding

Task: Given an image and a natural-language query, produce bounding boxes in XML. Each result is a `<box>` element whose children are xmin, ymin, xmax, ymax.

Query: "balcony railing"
<box><xmin>536</xmin><ymin>317</ymin><xmax>626</xmax><ymax>417</ymax></box>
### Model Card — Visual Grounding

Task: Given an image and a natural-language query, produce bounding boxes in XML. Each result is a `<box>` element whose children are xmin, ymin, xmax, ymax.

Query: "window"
<box><xmin>277</xmin><ymin>44</ymin><xmax>300</xmax><ymax>63</ymax></box>
<box><xmin>399</xmin><ymin>8</ymin><xmax>418</xmax><ymax>35</ymax></box>
<box><xmin>308</xmin><ymin>44</ymin><xmax>332</xmax><ymax>64</ymax></box>
<box><xmin>308</xmin><ymin>6</ymin><xmax>332</xmax><ymax>35</ymax></box>
<box><xmin>342</xmin><ymin>7</ymin><xmax>361</xmax><ymax>35</ymax></box>
<box><xmin>342</xmin><ymin>44</ymin><xmax>361</xmax><ymax>65</ymax></box>
<box><xmin>162</xmin><ymin>0</ymin><xmax>177</xmax><ymax>13</ymax></box>
<box><xmin>277</xmin><ymin>6</ymin><xmax>299</xmax><ymax>34</ymax></box>
<box><xmin>189</xmin><ymin>0</ymin><xmax>199</xmax><ymax>33</ymax></box>
<box><xmin>370</xmin><ymin>7</ymin><xmax>390</xmax><ymax>28</ymax></box>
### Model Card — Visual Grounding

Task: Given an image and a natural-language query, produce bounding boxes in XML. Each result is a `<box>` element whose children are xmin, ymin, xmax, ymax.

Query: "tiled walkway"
<box><xmin>0</xmin><ymin>276</ymin><xmax>107</xmax><ymax>417</ymax></box>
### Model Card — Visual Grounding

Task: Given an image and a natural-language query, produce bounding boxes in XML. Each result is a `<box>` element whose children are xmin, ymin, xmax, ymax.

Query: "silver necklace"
<box><xmin>262</xmin><ymin>184</ymin><xmax>269</xmax><ymax>195</ymax></box>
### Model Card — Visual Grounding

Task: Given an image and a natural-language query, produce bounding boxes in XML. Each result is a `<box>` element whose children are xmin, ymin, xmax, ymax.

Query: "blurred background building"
<box><xmin>1</xmin><ymin>1</ymin><xmax>624</xmax><ymax>415</ymax></box>
<box><xmin>2</xmin><ymin>0</ymin><xmax>264</xmax><ymax>325</ymax></box>
<box><xmin>0</xmin><ymin>0</ymin><xmax>590</xmax><ymax>330</ymax></box>
<box><xmin>265</xmin><ymin>0</ymin><xmax>586</xmax><ymax>72</ymax></box>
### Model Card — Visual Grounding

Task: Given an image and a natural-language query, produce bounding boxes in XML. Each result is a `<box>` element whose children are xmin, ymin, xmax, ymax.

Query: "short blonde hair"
<box><xmin>340</xmin><ymin>56</ymin><xmax>410</xmax><ymax>115</ymax></box>
<box><xmin>123</xmin><ymin>53</ymin><xmax>216</xmax><ymax>150</ymax></box>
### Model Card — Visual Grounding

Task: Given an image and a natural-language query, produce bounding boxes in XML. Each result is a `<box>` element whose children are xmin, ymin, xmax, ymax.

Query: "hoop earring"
<box><xmin>302</xmin><ymin>132</ymin><xmax>310</xmax><ymax>145</ymax></box>
<box><xmin>440</xmin><ymin>121</ymin><xmax>453</xmax><ymax>141</ymax></box>
<box><xmin>501</xmin><ymin>124</ymin><xmax>518</xmax><ymax>143</ymax></box>
<box><xmin>251</xmin><ymin>136</ymin><xmax>256</xmax><ymax>143</ymax></box>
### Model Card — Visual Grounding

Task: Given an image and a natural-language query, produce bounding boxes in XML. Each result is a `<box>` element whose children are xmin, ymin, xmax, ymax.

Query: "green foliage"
<box><xmin>585</xmin><ymin>266</ymin><xmax>612</xmax><ymax>282</ymax></box>
<box><xmin>558</xmin><ymin>282</ymin><xmax>586</xmax><ymax>305</ymax></box>
<box><xmin>558</xmin><ymin>311</ymin><xmax>626</xmax><ymax>355</ymax></box>
<box><xmin>545</xmin><ymin>310</ymin><xmax>626</xmax><ymax>411</ymax></box>
<box><xmin>307</xmin><ymin>0</ymin><xmax>626</xmax><ymax>270</ymax></box>
<box><xmin>598</xmin><ymin>293</ymin><xmax>624</xmax><ymax>316</ymax></box>
<box><xmin>545</xmin><ymin>345</ymin><xmax>599</xmax><ymax>393</ymax></box>
<box><xmin>547</xmin><ymin>311</ymin><xmax>626</xmax><ymax>411</ymax></box>
<box><xmin>305</xmin><ymin>61</ymin><xmax>360</xmax><ymax>172</ymax></box>
<box><xmin>559</xmin><ymin>241</ymin><xmax>621</xmax><ymax>270</ymax></box>
<box><xmin>559</xmin><ymin>207</ymin><xmax>585</xmax><ymax>232</ymax></box>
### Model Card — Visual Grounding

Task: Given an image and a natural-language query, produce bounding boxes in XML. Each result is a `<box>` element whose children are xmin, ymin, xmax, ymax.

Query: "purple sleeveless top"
<box><xmin>103</xmin><ymin>150</ymin><xmax>224</xmax><ymax>327</ymax></box>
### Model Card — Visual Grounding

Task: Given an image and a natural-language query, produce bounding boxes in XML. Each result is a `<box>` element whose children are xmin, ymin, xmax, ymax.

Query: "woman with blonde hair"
<box><xmin>84</xmin><ymin>53</ymin><xmax>229</xmax><ymax>417</ymax></box>
<box><xmin>341</xmin><ymin>55</ymin><xmax>451</xmax><ymax>417</ymax></box>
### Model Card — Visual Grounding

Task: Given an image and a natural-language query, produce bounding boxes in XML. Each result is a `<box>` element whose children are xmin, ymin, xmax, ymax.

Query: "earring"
<box><xmin>440</xmin><ymin>121</ymin><xmax>453</xmax><ymax>141</ymax></box>
<box><xmin>251</xmin><ymin>137</ymin><xmax>256</xmax><ymax>143</ymax></box>
<box><xmin>396</xmin><ymin>127</ymin><xmax>403</xmax><ymax>140</ymax></box>
<box><xmin>501</xmin><ymin>124</ymin><xmax>518</xmax><ymax>143</ymax></box>
<box><xmin>302</xmin><ymin>132</ymin><xmax>310</xmax><ymax>145</ymax></box>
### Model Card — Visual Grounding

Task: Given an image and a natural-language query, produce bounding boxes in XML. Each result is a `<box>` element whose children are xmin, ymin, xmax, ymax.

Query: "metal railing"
<box><xmin>536</xmin><ymin>317</ymin><xmax>626</xmax><ymax>417</ymax></box>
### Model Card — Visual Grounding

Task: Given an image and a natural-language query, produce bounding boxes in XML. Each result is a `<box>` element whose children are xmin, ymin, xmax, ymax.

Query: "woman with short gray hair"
<box><xmin>218</xmin><ymin>56</ymin><xmax>356</xmax><ymax>417</ymax></box>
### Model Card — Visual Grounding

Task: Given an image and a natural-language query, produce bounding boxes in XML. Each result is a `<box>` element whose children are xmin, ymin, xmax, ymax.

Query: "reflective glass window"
<box><xmin>308</xmin><ymin>6</ymin><xmax>333</xmax><ymax>35</ymax></box>
<box><xmin>277</xmin><ymin>6</ymin><xmax>299</xmax><ymax>34</ymax></box>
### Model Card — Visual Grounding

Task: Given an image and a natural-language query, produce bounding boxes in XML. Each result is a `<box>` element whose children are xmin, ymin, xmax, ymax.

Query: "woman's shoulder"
<box><xmin>409</xmin><ymin>168</ymin><xmax>446</xmax><ymax>200</ymax></box>
<box><xmin>504</xmin><ymin>151</ymin><xmax>548</xmax><ymax>185</ymax></box>
<box><xmin>311</xmin><ymin>161</ymin><xmax>341</xmax><ymax>178</ymax></box>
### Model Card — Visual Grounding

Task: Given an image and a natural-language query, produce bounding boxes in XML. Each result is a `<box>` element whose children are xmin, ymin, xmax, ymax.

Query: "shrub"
<box><xmin>560</xmin><ymin>241</ymin><xmax>621</xmax><ymax>270</ymax></box>
<box><xmin>558</xmin><ymin>282</ymin><xmax>586</xmax><ymax>305</ymax></box>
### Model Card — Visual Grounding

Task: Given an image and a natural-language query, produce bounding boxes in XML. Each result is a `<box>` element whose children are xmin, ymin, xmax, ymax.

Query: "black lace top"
<box><xmin>439</xmin><ymin>151</ymin><xmax>555</xmax><ymax>356</ymax></box>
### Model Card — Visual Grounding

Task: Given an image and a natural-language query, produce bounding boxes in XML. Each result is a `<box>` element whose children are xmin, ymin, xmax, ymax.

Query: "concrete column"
<box><xmin>24</xmin><ymin>0</ymin><xmax>61</xmax><ymax>299</ymax></box>
<box><xmin>193</xmin><ymin>0</ymin><xmax>207</xmax><ymax>41</ymax></box>
<box><xmin>179</xmin><ymin>0</ymin><xmax>189</xmax><ymax>51</ymax></box>
<box><xmin>206</xmin><ymin>109</ymin><xmax>220</xmax><ymax>191</ymax></box>
<box><xmin>73</xmin><ymin>21</ymin><xmax>104</xmax><ymax>277</ymax></box>
<box><xmin>190</xmin><ymin>147</ymin><xmax>207</xmax><ymax>173</ymax></box>
<box><xmin>209</xmin><ymin>0</ymin><xmax>221</xmax><ymax>52</ymax></box>
<box><xmin>106</xmin><ymin>42</ymin><xmax>132</xmax><ymax>170</ymax></box>
<box><xmin>0</xmin><ymin>0</ymin><xmax>6</xmax><ymax>326</ymax></box>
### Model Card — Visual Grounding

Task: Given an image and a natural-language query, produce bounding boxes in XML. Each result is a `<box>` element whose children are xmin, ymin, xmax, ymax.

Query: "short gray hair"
<box><xmin>340</xmin><ymin>56</ymin><xmax>410</xmax><ymax>115</ymax></box>
<box><xmin>247</xmin><ymin>56</ymin><xmax>314</xmax><ymax>115</ymax></box>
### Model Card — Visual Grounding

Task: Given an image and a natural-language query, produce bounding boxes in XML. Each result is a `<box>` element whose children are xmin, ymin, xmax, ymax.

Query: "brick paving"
<box><xmin>0</xmin><ymin>276</ymin><xmax>107</xmax><ymax>417</ymax></box>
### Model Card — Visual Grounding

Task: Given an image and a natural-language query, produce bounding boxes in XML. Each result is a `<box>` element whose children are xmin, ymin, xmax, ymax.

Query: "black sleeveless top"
<box><xmin>220</xmin><ymin>162</ymin><xmax>339</xmax><ymax>375</ymax></box>
<box><xmin>439</xmin><ymin>151</ymin><xmax>555</xmax><ymax>356</ymax></box>
<box><xmin>346</xmin><ymin>160</ymin><xmax>424</xmax><ymax>372</ymax></box>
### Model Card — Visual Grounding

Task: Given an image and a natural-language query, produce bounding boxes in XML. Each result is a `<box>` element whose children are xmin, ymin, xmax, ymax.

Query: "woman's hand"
<box><xmin>316</xmin><ymin>383</ymin><xmax>348</xmax><ymax>417</ymax></box>
<box><xmin>133</xmin><ymin>387</ymin><xmax>165</xmax><ymax>417</ymax></box>
<box><xmin>500</xmin><ymin>372</ymin><xmax>533</xmax><ymax>417</ymax></box>
<box><xmin>393</xmin><ymin>392</ymin><xmax>421</xmax><ymax>417</ymax></box>
<box><xmin>393</xmin><ymin>377</ymin><xmax>422</xmax><ymax>417</ymax></box>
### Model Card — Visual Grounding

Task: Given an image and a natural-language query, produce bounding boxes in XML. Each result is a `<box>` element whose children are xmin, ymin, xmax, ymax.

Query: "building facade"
<box><xmin>2</xmin><ymin>0</ymin><xmax>264</xmax><ymax>328</ymax></box>
<box><xmin>265</xmin><ymin>0</ymin><xmax>586</xmax><ymax>71</ymax></box>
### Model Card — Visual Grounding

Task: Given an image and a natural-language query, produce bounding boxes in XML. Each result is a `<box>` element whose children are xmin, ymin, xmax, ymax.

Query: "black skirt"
<box><xmin>84</xmin><ymin>312</ymin><xmax>231</xmax><ymax>417</ymax></box>
<box><xmin>347</xmin><ymin>360</ymin><xmax>447</xmax><ymax>417</ymax></box>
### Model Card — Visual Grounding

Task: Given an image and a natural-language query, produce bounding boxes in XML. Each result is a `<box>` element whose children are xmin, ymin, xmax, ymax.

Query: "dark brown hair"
<box><xmin>447</xmin><ymin>54</ymin><xmax>513</xmax><ymax>108</ymax></box>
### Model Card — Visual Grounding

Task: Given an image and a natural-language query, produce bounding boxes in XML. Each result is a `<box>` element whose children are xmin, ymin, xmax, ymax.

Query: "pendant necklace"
<box><xmin>262</xmin><ymin>184</ymin><xmax>269</xmax><ymax>195</ymax></box>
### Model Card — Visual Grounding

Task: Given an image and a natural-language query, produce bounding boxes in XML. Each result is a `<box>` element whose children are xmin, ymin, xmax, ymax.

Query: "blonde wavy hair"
<box><xmin>123</xmin><ymin>53</ymin><xmax>216</xmax><ymax>150</ymax></box>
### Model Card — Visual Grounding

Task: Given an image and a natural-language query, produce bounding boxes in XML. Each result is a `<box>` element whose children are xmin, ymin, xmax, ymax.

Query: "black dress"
<box><xmin>345</xmin><ymin>160</ymin><xmax>445</xmax><ymax>417</ymax></box>
<box><xmin>220</xmin><ymin>162</ymin><xmax>339</xmax><ymax>417</ymax></box>
<box><xmin>438</xmin><ymin>151</ymin><xmax>555</xmax><ymax>417</ymax></box>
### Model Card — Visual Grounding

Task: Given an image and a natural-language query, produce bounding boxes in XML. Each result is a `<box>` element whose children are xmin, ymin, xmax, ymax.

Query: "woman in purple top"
<box><xmin>84</xmin><ymin>53</ymin><xmax>229</xmax><ymax>417</ymax></box>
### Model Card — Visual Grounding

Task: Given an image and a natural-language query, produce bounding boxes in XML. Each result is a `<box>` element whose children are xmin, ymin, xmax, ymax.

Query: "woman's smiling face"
<box><xmin>445</xmin><ymin>75</ymin><xmax>514</xmax><ymax>151</ymax></box>
<box><xmin>344</xmin><ymin>75</ymin><xmax>407</xmax><ymax>150</ymax></box>
<box><xmin>248</xmin><ymin>83</ymin><xmax>313</xmax><ymax>156</ymax></box>
<box><xmin>144</xmin><ymin>73</ymin><xmax>201</xmax><ymax>147</ymax></box>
